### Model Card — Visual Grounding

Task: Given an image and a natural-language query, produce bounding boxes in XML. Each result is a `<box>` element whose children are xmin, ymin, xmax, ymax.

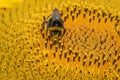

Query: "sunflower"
<box><xmin>0</xmin><ymin>0</ymin><xmax>120</xmax><ymax>80</ymax></box>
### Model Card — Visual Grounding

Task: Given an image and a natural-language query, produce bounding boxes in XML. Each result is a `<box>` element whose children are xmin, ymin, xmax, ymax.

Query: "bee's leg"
<box><xmin>46</xmin><ymin>28</ymin><xmax>48</xmax><ymax>35</ymax></box>
<box><xmin>40</xmin><ymin>23</ymin><xmax>45</xmax><ymax>39</ymax></box>
<box><xmin>40</xmin><ymin>23</ymin><xmax>44</xmax><ymax>33</ymax></box>
<box><xmin>59</xmin><ymin>27</ymin><xmax>66</xmax><ymax>40</ymax></box>
<box><xmin>63</xmin><ymin>27</ymin><xmax>66</xmax><ymax>35</ymax></box>
<box><xmin>40</xmin><ymin>16</ymin><xmax>46</xmax><ymax>31</ymax></box>
<box><xmin>46</xmin><ymin>28</ymin><xmax>52</xmax><ymax>41</ymax></box>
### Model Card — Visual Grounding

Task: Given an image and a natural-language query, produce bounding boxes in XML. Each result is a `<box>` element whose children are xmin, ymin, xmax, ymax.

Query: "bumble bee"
<box><xmin>42</xmin><ymin>8</ymin><xmax>66</xmax><ymax>39</ymax></box>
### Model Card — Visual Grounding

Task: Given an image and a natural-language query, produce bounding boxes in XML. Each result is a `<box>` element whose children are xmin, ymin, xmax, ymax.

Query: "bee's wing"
<box><xmin>52</xmin><ymin>8</ymin><xmax>60</xmax><ymax>20</ymax></box>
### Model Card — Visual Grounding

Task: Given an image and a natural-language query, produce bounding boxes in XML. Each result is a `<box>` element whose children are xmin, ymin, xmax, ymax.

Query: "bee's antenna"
<box><xmin>46</xmin><ymin>14</ymin><xmax>52</xmax><ymax>21</ymax></box>
<box><xmin>41</xmin><ymin>16</ymin><xmax>47</xmax><ymax>31</ymax></box>
<box><xmin>41</xmin><ymin>14</ymin><xmax>52</xmax><ymax>34</ymax></box>
<box><xmin>41</xmin><ymin>17</ymin><xmax>45</xmax><ymax>31</ymax></box>
<box><xmin>43</xmin><ymin>16</ymin><xmax>46</xmax><ymax>20</ymax></box>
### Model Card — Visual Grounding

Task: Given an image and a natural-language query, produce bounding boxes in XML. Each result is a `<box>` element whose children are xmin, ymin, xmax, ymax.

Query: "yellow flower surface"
<box><xmin>0</xmin><ymin>0</ymin><xmax>120</xmax><ymax>80</ymax></box>
<box><xmin>0</xmin><ymin>0</ymin><xmax>23</xmax><ymax>8</ymax></box>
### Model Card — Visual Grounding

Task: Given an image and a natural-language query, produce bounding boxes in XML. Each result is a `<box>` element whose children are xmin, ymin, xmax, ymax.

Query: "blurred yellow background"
<box><xmin>0</xmin><ymin>0</ymin><xmax>23</xmax><ymax>8</ymax></box>
<box><xmin>0</xmin><ymin>0</ymin><xmax>120</xmax><ymax>14</ymax></box>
